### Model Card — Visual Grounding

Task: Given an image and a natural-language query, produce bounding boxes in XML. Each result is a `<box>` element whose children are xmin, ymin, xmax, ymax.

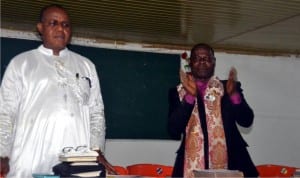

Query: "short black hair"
<box><xmin>190</xmin><ymin>43</ymin><xmax>215</xmax><ymax>60</ymax></box>
<box><xmin>39</xmin><ymin>4</ymin><xmax>67</xmax><ymax>22</ymax></box>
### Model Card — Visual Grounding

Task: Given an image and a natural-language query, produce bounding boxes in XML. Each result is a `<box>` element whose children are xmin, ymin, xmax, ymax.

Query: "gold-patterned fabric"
<box><xmin>177</xmin><ymin>76</ymin><xmax>228</xmax><ymax>178</ymax></box>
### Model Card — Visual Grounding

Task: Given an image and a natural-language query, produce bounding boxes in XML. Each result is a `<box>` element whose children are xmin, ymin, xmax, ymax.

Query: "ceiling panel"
<box><xmin>1</xmin><ymin>0</ymin><xmax>300</xmax><ymax>55</ymax></box>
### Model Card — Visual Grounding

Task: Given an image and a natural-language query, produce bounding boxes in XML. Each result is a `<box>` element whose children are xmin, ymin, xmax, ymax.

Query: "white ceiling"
<box><xmin>1</xmin><ymin>0</ymin><xmax>300</xmax><ymax>55</ymax></box>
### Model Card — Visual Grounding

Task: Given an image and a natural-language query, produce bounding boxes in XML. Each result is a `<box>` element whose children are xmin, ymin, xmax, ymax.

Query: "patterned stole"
<box><xmin>177</xmin><ymin>76</ymin><xmax>228</xmax><ymax>178</ymax></box>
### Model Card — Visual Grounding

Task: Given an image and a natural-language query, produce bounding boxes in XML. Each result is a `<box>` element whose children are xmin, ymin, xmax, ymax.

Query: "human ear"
<box><xmin>36</xmin><ymin>23</ymin><xmax>43</xmax><ymax>35</ymax></box>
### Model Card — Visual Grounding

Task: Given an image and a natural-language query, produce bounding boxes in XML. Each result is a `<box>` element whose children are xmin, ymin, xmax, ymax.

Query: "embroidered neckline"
<box><xmin>38</xmin><ymin>45</ymin><xmax>68</xmax><ymax>57</ymax></box>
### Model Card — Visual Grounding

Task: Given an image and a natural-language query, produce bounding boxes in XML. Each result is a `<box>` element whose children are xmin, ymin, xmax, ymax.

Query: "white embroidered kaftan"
<box><xmin>0</xmin><ymin>45</ymin><xmax>105</xmax><ymax>178</ymax></box>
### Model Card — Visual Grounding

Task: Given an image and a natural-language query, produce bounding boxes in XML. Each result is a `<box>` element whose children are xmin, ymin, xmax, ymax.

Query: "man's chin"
<box><xmin>194</xmin><ymin>74</ymin><xmax>213</xmax><ymax>80</ymax></box>
<box><xmin>53</xmin><ymin>45</ymin><xmax>67</xmax><ymax>51</ymax></box>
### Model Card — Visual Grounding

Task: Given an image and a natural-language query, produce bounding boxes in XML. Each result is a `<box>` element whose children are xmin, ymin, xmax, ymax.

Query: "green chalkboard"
<box><xmin>1</xmin><ymin>37</ymin><xmax>180</xmax><ymax>139</ymax></box>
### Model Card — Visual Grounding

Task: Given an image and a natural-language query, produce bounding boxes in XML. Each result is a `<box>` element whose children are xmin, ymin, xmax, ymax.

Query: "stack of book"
<box><xmin>54</xmin><ymin>150</ymin><xmax>105</xmax><ymax>177</ymax></box>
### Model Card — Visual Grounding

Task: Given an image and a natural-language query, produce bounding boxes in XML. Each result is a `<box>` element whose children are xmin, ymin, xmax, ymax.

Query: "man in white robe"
<box><xmin>0</xmin><ymin>4</ymin><xmax>116</xmax><ymax>178</ymax></box>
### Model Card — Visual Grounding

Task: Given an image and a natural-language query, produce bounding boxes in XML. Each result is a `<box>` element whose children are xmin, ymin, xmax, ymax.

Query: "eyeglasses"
<box><xmin>62</xmin><ymin>145</ymin><xmax>88</xmax><ymax>153</ymax></box>
<box><xmin>42</xmin><ymin>20</ymin><xmax>70</xmax><ymax>29</ymax></box>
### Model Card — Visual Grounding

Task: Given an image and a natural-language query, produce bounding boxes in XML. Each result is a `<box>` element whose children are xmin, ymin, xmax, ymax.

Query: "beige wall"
<box><xmin>105</xmin><ymin>52</ymin><xmax>300</xmax><ymax>168</ymax></box>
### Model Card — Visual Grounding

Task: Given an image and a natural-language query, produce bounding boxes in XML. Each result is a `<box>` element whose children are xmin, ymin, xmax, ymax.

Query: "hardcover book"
<box><xmin>59</xmin><ymin>150</ymin><xmax>98</xmax><ymax>162</ymax></box>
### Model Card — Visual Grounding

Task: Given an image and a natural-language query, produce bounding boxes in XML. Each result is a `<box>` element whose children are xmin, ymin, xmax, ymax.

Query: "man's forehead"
<box><xmin>194</xmin><ymin>48</ymin><xmax>210</xmax><ymax>55</ymax></box>
<box><xmin>43</xmin><ymin>7</ymin><xmax>69</xmax><ymax>20</ymax></box>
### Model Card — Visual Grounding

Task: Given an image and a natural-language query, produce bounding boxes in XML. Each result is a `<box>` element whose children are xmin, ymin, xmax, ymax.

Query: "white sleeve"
<box><xmin>88</xmin><ymin>64</ymin><xmax>106</xmax><ymax>152</ymax></box>
<box><xmin>0</xmin><ymin>59</ymin><xmax>21</xmax><ymax>157</ymax></box>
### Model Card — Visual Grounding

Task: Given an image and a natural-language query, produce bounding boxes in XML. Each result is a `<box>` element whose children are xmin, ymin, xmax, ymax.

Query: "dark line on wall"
<box><xmin>212</xmin><ymin>13</ymin><xmax>300</xmax><ymax>44</ymax></box>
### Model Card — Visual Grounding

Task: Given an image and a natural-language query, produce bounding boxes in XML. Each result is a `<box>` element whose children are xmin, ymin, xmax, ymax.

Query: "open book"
<box><xmin>59</xmin><ymin>150</ymin><xmax>99</xmax><ymax>162</ymax></box>
<box><xmin>193</xmin><ymin>169</ymin><xmax>243</xmax><ymax>177</ymax></box>
<box><xmin>294</xmin><ymin>169</ymin><xmax>300</xmax><ymax>177</ymax></box>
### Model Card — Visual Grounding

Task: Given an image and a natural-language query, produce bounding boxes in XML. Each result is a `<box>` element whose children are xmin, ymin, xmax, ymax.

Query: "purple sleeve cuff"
<box><xmin>230</xmin><ymin>93</ymin><xmax>242</xmax><ymax>104</ymax></box>
<box><xmin>184</xmin><ymin>94</ymin><xmax>195</xmax><ymax>104</ymax></box>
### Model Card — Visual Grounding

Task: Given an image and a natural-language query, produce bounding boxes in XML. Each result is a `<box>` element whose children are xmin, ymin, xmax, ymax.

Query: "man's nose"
<box><xmin>56</xmin><ymin>23</ymin><xmax>66</xmax><ymax>31</ymax></box>
<box><xmin>55</xmin><ymin>25</ymin><xmax>63</xmax><ymax>31</ymax></box>
<box><xmin>199</xmin><ymin>60</ymin><xmax>207</xmax><ymax>66</ymax></box>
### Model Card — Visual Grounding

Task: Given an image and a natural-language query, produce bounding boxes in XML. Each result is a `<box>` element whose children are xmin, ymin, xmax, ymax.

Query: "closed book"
<box><xmin>53</xmin><ymin>162</ymin><xmax>106</xmax><ymax>177</ymax></box>
<box><xmin>32</xmin><ymin>174</ymin><xmax>60</xmax><ymax>178</ymax></box>
<box><xmin>59</xmin><ymin>156</ymin><xmax>97</xmax><ymax>162</ymax></box>
<box><xmin>59</xmin><ymin>150</ymin><xmax>98</xmax><ymax>162</ymax></box>
<box><xmin>71</xmin><ymin>170</ymin><xmax>102</xmax><ymax>177</ymax></box>
<box><xmin>71</xmin><ymin>162</ymin><xmax>99</xmax><ymax>166</ymax></box>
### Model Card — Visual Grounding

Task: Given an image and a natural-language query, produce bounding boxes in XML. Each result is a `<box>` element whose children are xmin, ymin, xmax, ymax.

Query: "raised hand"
<box><xmin>226</xmin><ymin>67</ymin><xmax>238</xmax><ymax>96</ymax></box>
<box><xmin>180</xmin><ymin>70</ymin><xmax>197</xmax><ymax>96</ymax></box>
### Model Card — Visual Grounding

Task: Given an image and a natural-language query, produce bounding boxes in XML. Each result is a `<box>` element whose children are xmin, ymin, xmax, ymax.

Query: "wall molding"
<box><xmin>1</xmin><ymin>28</ymin><xmax>183</xmax><ymax>54</ymax></box>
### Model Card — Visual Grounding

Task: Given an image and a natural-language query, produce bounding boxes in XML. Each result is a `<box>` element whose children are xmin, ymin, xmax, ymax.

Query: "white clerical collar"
<box><xmin>38</xmin><ymin>45</ymin><xmax>69</xmax><ymax>57</ymax></box>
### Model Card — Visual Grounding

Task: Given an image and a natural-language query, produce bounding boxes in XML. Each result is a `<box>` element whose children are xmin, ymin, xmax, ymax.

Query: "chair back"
<box><xmin>256</xmin><ymin>164</ymin><xmax>297</xmax><ymax>177</ymax></box>
<box><xmin>127</xmin><ymin>163</ymin><xmax>173</xmax><ymax>177</ymax></box>
<box><xmin>113</xmin><ymin>165</ymin><xmax>129</xmax><ymax>175</ymax></box>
